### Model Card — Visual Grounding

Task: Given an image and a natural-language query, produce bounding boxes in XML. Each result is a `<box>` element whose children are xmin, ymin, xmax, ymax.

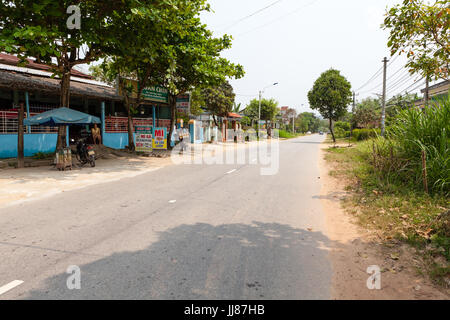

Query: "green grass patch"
<box><xmin>278</xmin><ymin>130</ymin><xmax>303</xmax><ymax>139</ymax></box>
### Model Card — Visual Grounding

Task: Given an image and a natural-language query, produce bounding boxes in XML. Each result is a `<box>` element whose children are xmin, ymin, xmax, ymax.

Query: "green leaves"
<box><xmin>383</xmin><ymin>0</ymin><xmax>449</xmax><ymax>80</ymax></box>
<box><xmin>308</xmin><ymin>69</ymin><xmax>352</xmax><ymax>121</ymax></box>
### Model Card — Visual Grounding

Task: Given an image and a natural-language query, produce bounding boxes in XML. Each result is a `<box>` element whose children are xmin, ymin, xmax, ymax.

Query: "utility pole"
<box><xmin>352</xmin><ymin>91</ymin><xmax>356</xmax><ymax>113</ymax></box>
<box><xmin>350</xmin><ymin>91</ymin><xmax>356</xmax><ymax>143</ymax></box>
<box><xmin>381</xmin><ymin>57</ymin><xmax>388</xmax><ymax>137</ymax></box>
<box><xmin>258</xmin><ymin>90</ymin><xmax>262</xmax><ymax>139</ymax></box>
<box><xmin>257</xmin><ymin>83</ymin><xmax>278</xmax><ymax>139</ymax></box>
<box><xmin>292</xmin><ymin>114</ymin><xmax>295</xmax><ymax>134</ymax></box>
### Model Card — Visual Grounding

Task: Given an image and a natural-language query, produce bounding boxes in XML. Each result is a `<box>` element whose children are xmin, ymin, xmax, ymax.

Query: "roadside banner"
<box><xmin>135</xmin><ymin>125</ymin><xmax>153</xmax><ymax>153</ymax></box>
<box><xmin>176</xmin><ymin>94</ymin><xmax>190</xmax><ymax>115</ymax></box>
<box><xmin>152</xmin><ymin>127</ymin><xmax>167</xmax><ymax>150</ymax></box>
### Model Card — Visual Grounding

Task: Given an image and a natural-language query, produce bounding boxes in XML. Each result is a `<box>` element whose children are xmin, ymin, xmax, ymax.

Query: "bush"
<box><xmin>335</xmin><ymin>121</ymin><xmax>351</xmax><ymax>131</ymax></box>
<box><xmin>278</xmin><ymin>129</ymin><xmax>297</xmax><ymax>139</ymax></box>
<box><xmin>334</xmin><ymin>127</ymin><xmax>350</xmax><ymax>138</ymax></box>
<box><xmin>367</xmin><ymin>98</ymin><xmax>449</xmax><ymax>195</ymax></box>
<box><xmin>352</xmin><ymin>128</ymin><xmax>381</xmax><ymax>141</ymax></box>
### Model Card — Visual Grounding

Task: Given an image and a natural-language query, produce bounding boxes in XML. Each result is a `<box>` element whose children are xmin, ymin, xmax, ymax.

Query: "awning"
<box><xmin>227</xmin><ymin>112</ymin><xmax>242</xmax><ymax>119</ymax></box>
<box><xmin>24</xmin><ymin>107</ymin><xmax>101</xmax><ymax>126</ymax></box>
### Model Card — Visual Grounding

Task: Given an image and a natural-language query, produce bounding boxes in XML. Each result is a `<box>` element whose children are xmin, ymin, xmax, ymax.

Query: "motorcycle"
<box><xmin>72</xmin><ymin>138</ymin><xmax>96</xmax><ymax>167</ymax></box>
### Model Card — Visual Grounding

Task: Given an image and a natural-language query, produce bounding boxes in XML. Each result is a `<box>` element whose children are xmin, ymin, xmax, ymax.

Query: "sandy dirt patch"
<box><xmin>0</xmin><ymin>156</ymin><xmax>172</xmax><ymax>209</ymax></box>
<box><xmin>318</xmin><ymin>144</ymin><xmax>449</xmax><ymax>300</ymax></box>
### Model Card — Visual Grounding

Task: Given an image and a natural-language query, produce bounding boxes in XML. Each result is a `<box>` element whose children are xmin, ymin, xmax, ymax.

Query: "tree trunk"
<box><xmin>56</xmin><ymin>69</ymin><xmax>71</xmax><ymax>149</ymax></box>
<box><xmin>17</xmin><ymin>103</ymin><xmax>25</xmax><ymax>168</ymax></box>
<box><xmin>167</xmin><ymin>94</ymin><xmax>177</xmax><ymax>150</ymax></box>
<box><xmin>126</xmin><ymin>103</ymin><xmax>135</xmax><ymax>152</ymax></box>
<box><xmin>329</xmin><ymin>118</ymin><xmax>336</xmax><ymax>143</ymax></box>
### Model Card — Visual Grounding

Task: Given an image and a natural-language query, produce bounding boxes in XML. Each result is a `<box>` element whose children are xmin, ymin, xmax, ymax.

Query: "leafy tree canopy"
<box><xmin>383</xmin><ymin>0</ymin><xmax>449</xmax><ymax>80</ymax></box>
<box><xmin>244</xmin><ymin>98</ymin><xmax>279</xmax><ymax>122</ymax></box>
<box><xmin>353</xmin><ymin>97</ymin><xmax>381</xmax><ymax>129</ymax></box>
<box><xmin>202</xmin><ymin>81</ymin><xmax>236</xmax><ymax>119</ymax></box>
<box><xmin>308</xmin><ymin>69</ymin><xmax>352</xmax><ymax>141</ymax></box>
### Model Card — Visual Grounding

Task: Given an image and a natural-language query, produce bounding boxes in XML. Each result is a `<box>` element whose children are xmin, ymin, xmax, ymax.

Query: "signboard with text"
<box><xmin>135</xmin><ymin>125</ymin><xmax>153</xmax><ymax>153</ymax></box>
<box><xmin>141</xmin><ymin>86</ymin><xmax>169</xmax><ymax>103</ymax></box>
<box><xmin>152</xmin><ymin>127</ymin><xmax>167</xmax><ymax>150</ymax></box>
<box><xmin>117</xmin><ymin>78</ymin><xmax>169</xmax><ymax>104</ymax></box>
<box><xmin>176</xmin><ymin>94</ymin><xmax>190</xmax><ymax>115</ymax></box>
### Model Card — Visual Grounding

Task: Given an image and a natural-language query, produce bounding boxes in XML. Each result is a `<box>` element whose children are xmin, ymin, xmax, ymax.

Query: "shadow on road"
<box><xmin>24</xmin><ymin>222</ymin><xmax>337</xmax><ymax>300</ymax></box>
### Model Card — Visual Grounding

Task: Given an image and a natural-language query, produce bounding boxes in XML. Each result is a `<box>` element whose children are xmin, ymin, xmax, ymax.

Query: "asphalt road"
<box><xmin>0</xmin><ymin>134</ymin><xmax>331</xmax><ymax>300</ymax></box>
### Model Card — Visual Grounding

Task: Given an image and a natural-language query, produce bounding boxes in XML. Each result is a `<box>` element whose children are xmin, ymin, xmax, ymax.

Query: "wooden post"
<box><xmin>422</xmin><ymin>150</ymin><xmax>429</xmax><ymax>194</ymax></box>
<box><xmin>17</xmin><ymin>102</ymin><xmax>25</xmax><ymax>168</ymax></box>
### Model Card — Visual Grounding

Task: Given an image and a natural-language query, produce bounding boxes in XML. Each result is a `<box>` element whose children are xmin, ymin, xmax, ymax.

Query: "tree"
<box><xmin>92</xmin><ymin>0</ymin><xmax>243</xmax><ymax>150</ymax></box>
<box><xmin>245</xmin><ymin>98</ymin><xmax>279</xmax><ymax>135</ymax></box>
<box><xmin>0</xmin><ymin>1</ymin><xmax>132</xmax><ymax>149</ymax></box>
<box><xmin>202</xmin><ymin>81</ymin><xmax>236</xmax><ymax>126</ymax></box>
<box><xmin>92</xmin><ymin>0</ymin><xmax>197</xmax><ymax>151</ymax></box>
<box><xmin>296</xmin><ymin>112</ymin><xmax>321</xmax><ymax>133</ymax></box>
<box><xmin>308</xmin><ymin>69</ymin><xmax>352</xmax><ymax>142</ymax></box>
<box><xmin>383</xmin><ymin>0</ymin><xmax>449</xmax><ymax>80</ymax></box>
<box><xmin>353</xmin><ymin>97</ymin><xmax>381</xmax><ymax>129</ymax></box>
<box><xmin>140</xmin><ymin>5</ymin><xmax>244</xmax><ymax>149</ymax></box>
<box><xmin>232</xmin><ymin>102</ymin><xmax>244</xmax><ymax>113</ymax></box>
<box><xmin>189</xmin><ymin>87</ymin><xmax>207</xmax><ymax>116</ymax></box>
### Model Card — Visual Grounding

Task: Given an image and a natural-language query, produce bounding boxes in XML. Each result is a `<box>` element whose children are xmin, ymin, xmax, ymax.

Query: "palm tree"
<box><xmin>232</xmin><ymin>102</ymin><xmax>243</xmax><ymax>113</ymax></box>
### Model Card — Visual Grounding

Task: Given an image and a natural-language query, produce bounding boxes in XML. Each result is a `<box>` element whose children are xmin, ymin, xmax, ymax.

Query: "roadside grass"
<box><xmin>278</xmin><ymin>130</ymin><xmax>305</xmax><ymax>139</ymax></box>
<box><xmin>324</xmin><ymin>141</ymin><xmax>450</xmax><ymax>286</ymax></box>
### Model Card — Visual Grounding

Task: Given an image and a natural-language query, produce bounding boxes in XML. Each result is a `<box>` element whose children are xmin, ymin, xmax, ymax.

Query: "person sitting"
<box><xmin>91</xmin><ymin>123</ymin><xmax>102</xmax><ymax>145</ymax></box>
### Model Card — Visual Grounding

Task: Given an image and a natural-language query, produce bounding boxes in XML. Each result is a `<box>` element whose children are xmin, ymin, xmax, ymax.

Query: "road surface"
<box><xmin>0</xmin><ymin>134</ymin><xmax>331</xmax><ymax>299</ymax></box>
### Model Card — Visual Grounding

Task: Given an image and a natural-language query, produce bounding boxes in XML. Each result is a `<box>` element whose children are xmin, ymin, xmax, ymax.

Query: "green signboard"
<box><xmin>141</xmin><ymin>85</ymin><xmax>169</xmax><ymax>103</ymax></box>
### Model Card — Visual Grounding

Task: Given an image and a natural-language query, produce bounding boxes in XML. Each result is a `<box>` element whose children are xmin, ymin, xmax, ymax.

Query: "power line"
<box><xmin>356</xmin><ymin>55</ymin><xmax>400</xmax><ymax>92</ymax></box>
<box><xmin>236</xmin><ymin>0</ymin><xmax>321</xmax><ymax>37</ymax></box>
<box><xmin>386</xmin><ymin>73</ymin><xmax>415</xmax><ymax>94</ymax></box>
<box><xmin>219</xmin><ymin>0</ymin><xmax>284</xmax><ymax>32</ymax></box>
<box><xmin>388</xmin><ymin>78</ymin><xmax>425</xmax><ymax>98</ymax></box>
<box><xmin>355</xmin><ymin>67</ymin><xmax>383</xmax><ymax>92</ymax></box>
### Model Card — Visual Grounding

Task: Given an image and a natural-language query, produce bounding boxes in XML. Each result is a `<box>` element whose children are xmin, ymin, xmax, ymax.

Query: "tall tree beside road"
<box><xmin>202</xmin><ymin>82</ymin><xmax>236</xmax><ymax>126</ymax></box>
<box><xmin>0</xmin><ymin>0</ymin><xmax>131</xmax><ymax>149</ymax></box>
<box><xmin>308</xmin><ymin>69</ymin><xmax>352</xmax><ymax>142</ymax></box>
<box><xmin>92</xmin><ymin>0</ymin><xmax>243</xmax><ymax>150</ymax></box>
<box><xmin>353</xmin><ymin>98</ymin><xmax>382</xmax><ymax>129</ymax></box>
<box><xmin>383</xmin><ymin>0</ymin><xmax>449</xmax><ymax>80</ymax></box>
<box><xmin>245</xmin><ymin>98</ymin><xmax>279</xmax><ymax>134</ymax></box>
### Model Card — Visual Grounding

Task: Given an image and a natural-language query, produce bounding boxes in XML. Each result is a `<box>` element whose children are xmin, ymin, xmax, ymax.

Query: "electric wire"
<box><xmin>219</xmin><ymin>0</ymin><xmax>284</xmax><ymax>32</ymax></box>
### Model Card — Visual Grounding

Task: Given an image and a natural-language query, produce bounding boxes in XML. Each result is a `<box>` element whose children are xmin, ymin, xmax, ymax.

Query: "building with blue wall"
<box><xmin>0</xmin><ymin>53</ymin><xmax>173</xmax><ymax>158</ymax></box>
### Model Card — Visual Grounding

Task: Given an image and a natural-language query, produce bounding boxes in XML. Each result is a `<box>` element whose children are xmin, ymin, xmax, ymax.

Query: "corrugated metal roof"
<box><xmin>0</xmin><ymin>53</ymin><xmax>93</xmax><ymax>79</ymax></box>
<box><xmin>0</xmin><ymin>69</ymin><xmax>122</xmax><ymax>101</ymax></box>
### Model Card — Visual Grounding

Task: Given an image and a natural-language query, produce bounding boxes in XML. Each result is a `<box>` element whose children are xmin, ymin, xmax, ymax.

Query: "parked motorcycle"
<box><xmin>71</xmin><ymin>138</ymin><xmax>96</xmax><ymax>167</ymax></box>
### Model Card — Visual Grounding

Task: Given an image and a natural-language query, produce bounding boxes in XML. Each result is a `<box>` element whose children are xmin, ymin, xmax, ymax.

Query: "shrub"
<box><xmin>335</xmin><ymin>121</ymin><xmax>351</xmax><ymax>132</ymax></box>
<box><xmin>334</xmin><ymin>127</ymin><xmax>350</xmax><ymax>138</ymax></box>
<box><xmin>352</xmin><ymin>128</ymin><xmax>380</xmax><ymax>141</ymax></box>
<box><xmin>368</xmin><ymin>98</ymin><xmax>449</xmax><ymax>195</ymax></box>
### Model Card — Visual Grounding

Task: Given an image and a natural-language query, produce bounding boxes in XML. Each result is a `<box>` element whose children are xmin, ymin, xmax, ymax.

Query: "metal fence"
<box><xmin>0</xmin><ymin>111</ymin><xmax>58</xmax><ymax>134</ymax></box>
<box><xmin>105</xmin><ymin>116</ymin><xmax>171</xmax><ymax>133</ymax></box>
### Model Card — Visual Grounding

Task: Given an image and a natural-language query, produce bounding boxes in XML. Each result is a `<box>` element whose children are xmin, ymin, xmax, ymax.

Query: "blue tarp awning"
<box><xmin>24</xmin><ymin>107</ymin><xmax>101</xmax><ymax>126</ymax></box>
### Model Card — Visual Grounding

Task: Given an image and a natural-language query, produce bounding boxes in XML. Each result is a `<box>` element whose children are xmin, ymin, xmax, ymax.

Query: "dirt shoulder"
<box><xmin>0</xmin><ymin>156</ymin><xmax>172</xmax><ymax>209</ymax></box>
<box><xmin>318</xmin><ymin>143</ymin><xmax>449</xmax><ymax>300</ymax></box>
